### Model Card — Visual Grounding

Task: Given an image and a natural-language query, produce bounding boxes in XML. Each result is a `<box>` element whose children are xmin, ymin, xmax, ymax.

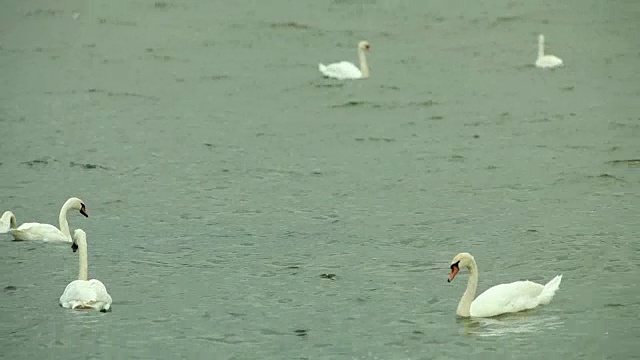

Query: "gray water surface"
<box><xmin>1</xmin><ymin>0</ymin><xmax>639</xmax><ymax>359</ymax></box>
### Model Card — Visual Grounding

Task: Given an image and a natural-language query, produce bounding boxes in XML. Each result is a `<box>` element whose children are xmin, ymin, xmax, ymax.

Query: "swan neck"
<box><xmin>457</xmin><ymin>258</ymin><xmax>478</xmax><ymax>317</ymax></box>
<box><xmin>58</xmin><ymin>201</ymin><xmax>72</xmax><ymax>238</ymax></box>
<box><xmin>78</xmin><ymin>242</ymin><xmax>88</xmax><ymax>281</ymax></box>
<box><xmin>538</xmin><ymin>36</ymin><xmax>545</xmax><ymax>58</ymax></box>
<box><xmin>2</xmin><ymin>212</ymin><xmax>17</xmax><ymax>229</ymax></box>
<box><xmin>358</xmin><ymin>49</ymin><xmax>370</xmax><ymax>78</ymax></box>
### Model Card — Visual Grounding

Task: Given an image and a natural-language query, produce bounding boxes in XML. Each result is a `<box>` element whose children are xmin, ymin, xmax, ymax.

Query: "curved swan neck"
<box><xmin>358</xmin><ymin>48</ymin><xmax>370</xmax><ymax>79</ymax></box>
<box><xmin>58</xmin><ymin>199</ymin><xmax>74</xmax><ymax>238</ymax></box>
<box><xmin>457</xmin><ymin>256</ymin><xmax>479</xmax><ymax>317</ymax></box>
<box><xmin>538</xmin><ymin>35</ymin><xmax>545</xmax><ymax>58</ymax></box>
<box><xmin>2</xmin><ymin>212</ymin><xmax>16</xmax><ymax>228</ymax></box>
<box><xmin>78</xmin><ymin>241</ymin><xmax>88</xmax><ymax>280</ymax></box>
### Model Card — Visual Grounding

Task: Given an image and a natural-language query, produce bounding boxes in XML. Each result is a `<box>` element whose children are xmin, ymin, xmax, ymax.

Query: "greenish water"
<box><xmin>1</xmin><ymin>0</ymin><xmax>639</xmax><ymax>359</ymax></box>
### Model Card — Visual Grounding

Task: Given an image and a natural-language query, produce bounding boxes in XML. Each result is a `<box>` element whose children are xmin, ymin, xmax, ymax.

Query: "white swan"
<box><xmin>448</xmin><ymin>252</ymin><xmax>562</xmax><ymax>318</ymax></box>
<box><xmin>59</xmin><ymin>229</ymin><xmax>112</xmax><ymax>312</ymax></box>
<box><xmin>319</xmin><ymin>40</ymin><xmax>371</xmax><ymax>80</ymax></box>
<box><xmin>535</xmin><ymin>34</ymin><xmax>563</xmax><ymax>69</ymax></box>
<box><xmin>0</xmin><ymin>211</ymin><xmax>17</xmax><ymax>234</ymax></box>
<box><xmin>9</xmin><ymin>197</ymin><xmax>88</xmax><ymax>242</ymax></box>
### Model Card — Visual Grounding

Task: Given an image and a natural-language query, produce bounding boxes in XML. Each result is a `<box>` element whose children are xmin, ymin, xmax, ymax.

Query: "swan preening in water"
<box><xmin>0</xmin><ymin>211</ymin><xmax>17</xmax><ymax>233</ymax></box>
<box><xmin>535</xmin><ymin>34</ymin><xmax>563</xmax><ymax>69</ymax></box>
<box><xmin>8</xmin><ymin>197</ymin><xmax>88</xmax><ymax>242</ymax></box>
<box><xmin>59</xmin><ymin>229</ymin><xmax>112</xmax><ymax>312</ymax></box>
<box><xmin>319</xmin><ymin>40</ymin><xmax>371</xmax><ymax>80</ymax></box>
<box><xmin>448</xmin><ymin>252</ymin><xmax>562</xmax><ymax>318</ymax></box>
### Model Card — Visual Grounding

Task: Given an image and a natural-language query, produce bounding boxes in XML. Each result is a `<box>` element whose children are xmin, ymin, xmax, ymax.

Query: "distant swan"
<box><xmin>448</xmin><ymin>252</ymin><xmax>562</xmax><ymax>318</ymax></box>
<box><xmin>0</xmin><ymin>211</ymin><xmax>17</xmax><ymax>233</ymax></box>
<box><xmin>535</xmin><ymin>34</ymin><xmax>563</xmax><ymax>69</ymax></box>
<box><xmin>59</xmin><ymin>229</ymin><xmax>112</xmax><ymax>312</ymax></box>
<box><xmin>319</xmin><ymin>40</ymin><xmax>371</xmax><ymax>80</ymax></box>
<box><xmin>9</xmin><ymin>197</ymin><xmax>88</xmax><ymax>242</ymax></box>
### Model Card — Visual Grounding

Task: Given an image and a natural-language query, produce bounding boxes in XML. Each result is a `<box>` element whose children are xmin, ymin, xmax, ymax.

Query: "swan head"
<box><xmin>66</xmin><ymin>197</ymin><xmax>88</xmax><ymax>218</ymax></box>
<box><xmin>71</xmin><ymin>229</ymin><xmax>87</xmax><ymax>252</ymax></box>
<box><xmin>447</xmin><ymin>252</ymin><xmax>474</xmax><ymax>283</ymax></box>
<box><xmin>358</xmin><ymin>41</ymin><xmax>371</xmax><ymax>52</ymax></box>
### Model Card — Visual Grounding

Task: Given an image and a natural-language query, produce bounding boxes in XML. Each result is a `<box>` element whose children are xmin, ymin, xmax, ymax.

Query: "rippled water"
<box><xmin>1</xmin><ymin>0</ymin><xmax>639</xmax><ymax>359</ymax></box>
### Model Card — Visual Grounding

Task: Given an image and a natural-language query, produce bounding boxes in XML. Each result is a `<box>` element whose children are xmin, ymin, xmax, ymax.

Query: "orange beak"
<box><xmin>448</xmin><ymin>265</ymin><xmax>459</xmax><ymax>282</ymax></box>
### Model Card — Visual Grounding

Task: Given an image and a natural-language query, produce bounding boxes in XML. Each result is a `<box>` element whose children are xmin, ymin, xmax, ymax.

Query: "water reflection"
<box><xmin>458</xmin><ymin>313</ymin><xmax>564</xmax><ymax>337</ymax></box>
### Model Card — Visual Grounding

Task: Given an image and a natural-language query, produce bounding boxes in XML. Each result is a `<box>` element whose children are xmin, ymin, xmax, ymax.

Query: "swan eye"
<box><xmin>71</xmin><ymin>243</ymin><xmax>78</xmax><ymax>252</ymax></box>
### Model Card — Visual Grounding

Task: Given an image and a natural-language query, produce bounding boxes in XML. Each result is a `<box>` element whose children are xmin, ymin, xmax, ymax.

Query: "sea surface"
<box><xmin>1</xmin><ymin>0</ymin><xmax>639</xmax><ymax>359</ymax></box>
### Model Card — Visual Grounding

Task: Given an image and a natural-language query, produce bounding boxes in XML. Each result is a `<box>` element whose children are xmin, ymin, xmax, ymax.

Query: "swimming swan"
<box><xmin>535</xmin><ymin>34</ymin><xmax>563</xmax><ymax>69</ymax></box>
<box><xmin>59</xmin><ymin>229</ymin><xmax>112</xmax><ymax>312</ymax></box>
<box><xmin>0</xmin><ymin>211</ymin><xmax>17</xmax><ymax>234</ymax></box>
<box><xmin>448</xmin><ymin>252</ymin><xmax>562</xmax><ymax>318</ymax></box>
<box><xmin>319</xmin><ymin>40</ymin><xmax>371</xmax><ymax>80</ymax></box>
<box><xmin>9</xmin><ymin>197</ymin><xmax>88</xmax><ymax>242</ymax></box>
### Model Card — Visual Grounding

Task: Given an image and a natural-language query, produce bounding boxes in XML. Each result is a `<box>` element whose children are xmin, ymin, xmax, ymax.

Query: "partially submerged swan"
<box><xmin>59</xmin><ymin>229</ymin><xmax>112</xmax><ymax>312</ymax></box>
<box><xmin>535</xmin><ymin>34</ymin><xmax>563</xmax><ymax>69</ymax></box>
<box><xmin>0</xmin><ymin>211</ymin><xmax>17</xmax><ymax>234</ymax></box>
<box><xmin>319</xmin><ymin>40</ymin><xmax>371</xmax><ymax>80</ymax></box>
<box><xmin>9</xmin><ymin>197</ymin><xmax>88</xmax><ymax>242</ymax></box>
<box><xmin>448</xmin><ymin>252</ymin><xmax>562</xmax><ymax>318</ymax></box>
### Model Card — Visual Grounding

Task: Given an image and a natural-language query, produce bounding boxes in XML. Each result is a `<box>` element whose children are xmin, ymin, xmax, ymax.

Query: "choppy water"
<box><xmin>1</xmin><ymin>0</ymin><xmax>639</xmax><ymax>359</ymax></box>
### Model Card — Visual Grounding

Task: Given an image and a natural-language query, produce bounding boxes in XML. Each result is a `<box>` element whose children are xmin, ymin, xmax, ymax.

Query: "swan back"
<box><xmin>470</xmin><ymin>275</ymin><xmax>563</xmax><ymax>317</ymax></box>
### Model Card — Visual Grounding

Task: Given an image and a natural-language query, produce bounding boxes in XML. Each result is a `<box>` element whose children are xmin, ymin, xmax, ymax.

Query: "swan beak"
<box><xmin>80</xmin><ymin>207</ymin><xmax>88</xmax><ymax>218</ymax></box>
<box><xmin>448</xmin><ymin>265</ymin><xmax>459</xmax><ymax>283</ymax></box>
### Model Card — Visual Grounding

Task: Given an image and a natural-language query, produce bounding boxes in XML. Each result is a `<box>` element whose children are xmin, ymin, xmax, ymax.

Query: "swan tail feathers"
<box><xmin>538</xmin><ymin>274</ymin><xmax>562</xmax><ymax>305</ymax></box>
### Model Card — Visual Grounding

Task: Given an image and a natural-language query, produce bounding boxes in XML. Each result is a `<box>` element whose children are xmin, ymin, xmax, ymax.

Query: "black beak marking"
<box><xmin>71</xmin><ymin>243</ymin><xmax>78</xmax><ymax>252</ymax></box>
<box><xmin>79</xmin><ymin>204</ymin><xmax>88</xmax><ymax>218</ymax></box>
<box><xmin>447</xmin><ymin>261</ymin><xmax>460</xmax><ymax>283</ymax></box>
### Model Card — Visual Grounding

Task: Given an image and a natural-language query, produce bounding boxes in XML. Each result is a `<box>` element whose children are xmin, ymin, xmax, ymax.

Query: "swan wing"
<box><xmin>535</xmin><ymin>55</ymin><xmax>563</xmax><ymax>69</ymax></box>
<box><xmin>470</xmin><ymin>280</ymin><xmax>545</xmax><ymax>317</ymax></box>
<box><xmin>319</xmin><ymin>61</ymin><xmax>362</xmax><ymax>80</ymax></box>
<box><xmin>60</xmin><ymin>279</ymin><xmax>112</xmax><ymax>311</ymax></box>
<box><xmin>10</xmin><ymin>223</ymin><xmax>70</xmax><ymax>242</ymax></box>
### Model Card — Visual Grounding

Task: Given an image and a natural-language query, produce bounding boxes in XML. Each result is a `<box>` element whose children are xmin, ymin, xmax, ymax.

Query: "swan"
<box><xmin>9</xmin><ymin>197</ymin><xmax>88</xmax><ymax>242</ymax></box>
<box><xmin>535</xmin><ymin>34</ymin><xmax>563</xmax><ymax>69</ymax></box>
<box><xmin>0</xmin><ymin>211</ymin><xmax>17</xmax><ymax>234</ymax></box>
<box><xmin>319</xmin><ymin>40</ymin><xmax>371</xmax><ymax>80</ymax></box>
<box><xmin>59</xmin><ymin>229</ymin><xmax>112</xmax><ymax>312</ymax></box>
<box><xmin>447</xmin><ymin>252</ymin><xmax>562</xmax><ymax>318</ymax></box>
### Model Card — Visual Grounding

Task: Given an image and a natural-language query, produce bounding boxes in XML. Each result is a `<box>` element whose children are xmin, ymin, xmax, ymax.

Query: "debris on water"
<box><xmin>21</xmin><ymin>157</ymin><xmax>57</xmax><ymax>167</ymax></box>
<box><xmin>270</xmin><ymin>21</ymin><xmax>311</xmax><ymax>30</ymax></box>
<box><xmin>606</xmin><ymin>159</ymin><xmax>640</xmax><ymax>167</ymax></box>
<box><xmin>320</xmin><ymin>273</ymin><xmax>336</xmax><ymax>280</ymax></box>
<box><xmin>69</xmin><ymin>162</ymin><xmax>111</xmax><ymax>170</ymax></box>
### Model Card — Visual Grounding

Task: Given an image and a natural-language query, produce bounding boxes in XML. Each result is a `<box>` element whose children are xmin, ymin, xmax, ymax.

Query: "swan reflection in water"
<box><xmin>458</xmin><ymin>312</ymin><xmax>563</xmax><ymax>337</ymax></box>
